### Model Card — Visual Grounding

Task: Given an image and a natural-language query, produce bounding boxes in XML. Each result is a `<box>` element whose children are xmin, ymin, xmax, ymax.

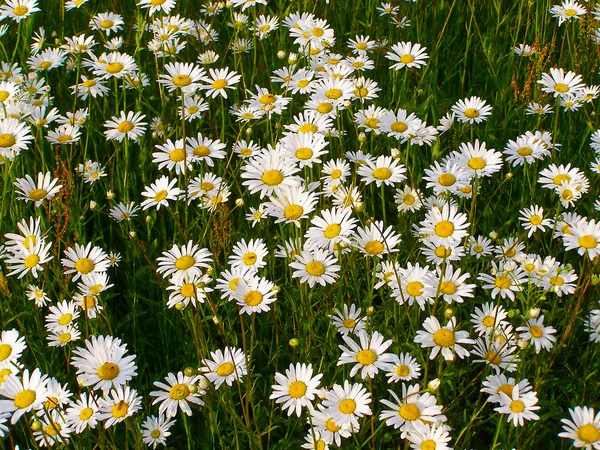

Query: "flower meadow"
<box><xmin>0</xmin><ymin>0</ymin><xmax>600</xmax><ymax>448</ymax></box>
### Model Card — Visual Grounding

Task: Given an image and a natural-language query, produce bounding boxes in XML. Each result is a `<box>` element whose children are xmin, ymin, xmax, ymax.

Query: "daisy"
<box><xmin>0</xmin><ymin>330</ymin><xmax>26</xmax><ymax>370</ymax></box>
<box><xmin>270</xmin><ymin>363</ymin><xmax>323</xmax><ymax>417</ymax></box>
<box><xmin>61</xmin><ymin>242</ymin><xmax>109</xmax><ymax>283</ymax></box>
<box><xmin>337</xmin><ymin>331</ymin><xmax>394</xmax><ymax>379</ymax></box>
<box><xmin>104</xmin><ymin>111</ymin><xmax>147</xmax><ymax>142</ymax></box>
<box><xmin>550</xmin><ymin>0</ymin><xmax>587</xmax><ymax>26</ymax></box>
<box><xmin>228</xmin><ymin>238</ymin><xmax>269</xmax><ymax>273</ymax></box>
<box><xmin>380</xmin><ymin>109</ymin><xmax>420</xmax><ymax>142</ymax></box>
<box><xmin>138</xmin><ymin>0</ymin><xmax>177</xmax><ymax>15</ymax></box>
<box><xmin>156</xmin><ymin>241</ymin><xmax>212</xmax><ymax>284</ymax></box>
<box><xmin>233</xmin><ymin>276</ymin><xmax>277</xmax><ymax>315</ymax></box>
<box><xmin>415</xmin><ymin>316</ymin><xmax>474</xmax><ymax>361</ymax></box>
<box><xmin>245</xmin><ymin>85</ymin><xmax>291</xmax><ymax>116</ymax></box>
<box><xmin>517</xmin><ymin>315</ymin><xmax>557</xmax><ymax>353</ymax></box>
<box><xmin>471</xmin><ymin>302</ymin><xmax>509</xmax><ymax>336</ymax></box>
<box><xmin>285</xmin><ymin>111</ymin><xmax>333</xmax><ymax>135</ymax></box>
<box><xmin>141</xmin><ymin>414</ymin><xmax>175</xmax><ymax>449</ymax></box>
<box><xmin>563</xmin><ymin>219</ymin><xmax>600</xmax><ymax>259</ymax></box>
<box><xmin>353</xmin><ymin>221</ymin><xmax>402</xmax><ymax>257</ymax></box>
<box><xmin>240</xmin><ymin>147</ymin><xmax>301</xmax><ymax>199</ymax></box>
<box><xmin>0</xmin><ymin>117</ymin><xmax>33</xmax><ymax>159</ymax></box>
<box><xmin>526</xmin><ymin>102</ymin><xmax>553</xmax><ymax>115</ymax></box>
<box><xmin>495</xmin><ymin>386</ymin><xmax>540</xmax><ymax>427</ymax></box>
<box><xmin>310</xmin><ymin>408</ymin><xmax>352</xmax><ymax>446</ymax></box>
<box><xmin>253</xmin><ymin>14</ymin><xmax>279</xmax><ymax>39</ymax></box>
<box><xmin>201</xmin><ymin>347</ymin><xmax>247</xmax><ymax>389</ymax></box>
<box><xmin>152</xmin><ymin>138</ymin><xmax>191</xmax><ymax>175</ymax></box>
<box><xmin>158</xmin><ymin>62</ymin><xmax>205</xmax><ymax>93</ymax></box>
<box><xmin>5</xmin><ymin>239</ymin><xmax>53</xmax><ymax>279</ymax></box>
<box><xmin>310</xmin><ymin>77</ymin><xmax>354</xmax><ymax>108</ymax></box>
<box><xmin>358</xmin><ymin>155</ymin><xmax>407</xmax><ymax>187</ymax></box>
<box><xmin>90</xmin><ymin>12</ymin><xmax>124</xmax><ymax>36</ymax></box>
<box><xmin>559</xmin><ymin>406</ymin><xmax>600</xmax><ymax>449</ymax></box>
<box><xmin>406</xmin><ymin>422</ymin><xmax>453</xmax><ymax>450</ymax></box>
<box><xmin>166</xmin><ymin>274</ymin><xmax>212</xmax><ymax>309</ymax></box>
<box><xmin>140</xmin><ymin>176</ymin><xmax>182</xmax><ymax>210</ymax></box>
<box><xmin>385</xmin><ymin>353</ymin><xmax>421</xmax><ymax>383</ymax></box>
<box><xmin>305</xmin><ymin>207</ymin><xmax>357</xmax><ymax>252</ymax></box>
<box><xmin>519</xmin><ymin>205</ymin><xmax>552</xmax><ymax>237</ymax></box>
<box><xmin>386</xmin><ymin>41</ymin><xmax>429</xmax><ymax>69</ymax></box>
<box><xmin>471</xmin><ymin>335</ymin><xmax>520</xmax><ymax>373</ymax></box>
<box><xmin>186</xmin><ymin>133</ymin><xmax>226</xmax><ymax>166</ymax></box>
<box><xmin>321</xmin><ymin>381</ymin><xmax>372</xmax><ymax>426</ymax></box>
<box><xmin>478</xmin><ymin>262</ymin><xmax>528</xmax><ymax>301</ymax></box>
<box><xmin>71</xmin><ymin>335</ymin><xmax>137</xmax><ymax>393</ymax></box>
<box><xmin>28</xmin><ymin>48</ymin><xmax>66</xmax><ymax>72</ymax></box>
<box><xmin>330</xmin><ymin>304</ymin><xmax>366</xmax><ymax>336</ymax></box>
<box><xmin>14</xmin><ymin>173</ymin><xmax>62</xmax><ymax>208</ymax></box>
<box><xmin>379</xmin><ymin>384</ymin><xmax>445</xmax><ymax>435</ymax></box>
<box><xmin>451</xmin><ymin>96</ymin><xmax>493</xmax><ymax>124</ymax></box>
<box><xmin>538</xmin><ymin>67</ymin><xmax>584</xmax><ymax>98</ymax></box>
<box><xmin>26</xmin><ymin>284</ymin><xmax>49</xmax><ymax>307</ymax></box>
<box><xmin>44</xmin><ymin>299</ymin><xmax>80</xmax><ymax>332</ymax></box>
<box><xmin>200</xmin><ymin>67</ymin><xmax>241</xmax><ymax>99</ymax></box>
<box><xmin>150</xmin><ymin>372</ymin><xmax>204</xmax><ymax>418</ymax></box>
<box><xmin>289</xmin><ymin>247</ymin><xmax>340</xmax><ymax>288</ymax></box>
<box><xmin>98</xmin><ymin>386</ymin><xmax>142</xmax><ymax>428</ymax></box>
<box><xmin>0</xmin><ymin>368</ymin><xmax>48</xmax><ymax>424</ymax></box>
<box><xmin>263</xmin><ymin>186</ymin><xmax>317</xmax><ymax>228</ymax></box>
<box><xmin>503</xmin><ymin>134</ymin><xmax>549</xmax><ymax>166</ymax></box>
<box><xmin>109</xmin><ymin>201</ymin><xmax>140</xmax><ymax>222</ymax></box>
<box><xmin>280</xmin><ymin>132</ymin><xmax>329</xmax><ymax>169</ymax></box>
<box><xmin>1</xmin><ymin>0</ymin><xmax>41</xmax><ymax>22</ymax></box>
<box><xmin>179</xmin><ymin>95</ymin><xmax>208</xmax><ymax>121</ymax></box>
<box><xmin>65</xmin><ymin>392</ymin><xmax>99</xmax><ymax>434</ymax></box>
<box><xmin>426</xmin><ymin>264</ymin><xmax>475</xmax><ymax>304</ymax></box>
<box><xmin>419</xmin><ymin>203</ymin><xmax>469</xmax><ymax>247</ymax></box>
<box><xmin>454</xmin><ymin>139</ymin><xmax>503</xmax><ymax>178</ymax></box>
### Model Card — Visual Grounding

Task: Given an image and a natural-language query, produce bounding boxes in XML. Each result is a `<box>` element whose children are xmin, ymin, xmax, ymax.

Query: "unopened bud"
<box><xmin>489</xmin><ymin>231</ymin><xmax>498</xmax><ymax>240</ymax></box>
<box><xmin>355</xmin><ymin>201</ymin><xmax>365</xmax><ymax>212</ymax></box>
<box><xmin>197</xmin><ymin>376</ymin><xmax>210</xmax><ymax>390</ymax></box>
<box><xmin>444</xmin><ymin>308</ymin><xmax>454</xmax><ymax>319</ymax></box>
<box><xmin>89</xmin><ymin>200</ymin><xmax>97</xmax><ymax>210</ymax></box>
<box><xmin>366</xmin><ymin>306</ymin><xmax>375</xmax><ymax>315</ymax></box>
<box><xmin>517</xmin><ymin>339</ymin><xmax>528</xmax><ymax>349</ymax></box>
<box><xmin>129</xmin><ymin>231</ymin><xmax>137</xmax><ymax>239</ymax></box>
<box><xmin>289</xmin><ymin>338</ymin><xmax>299</xmax><ymax>347</ymax></box>
<box><xmin>106</xmin><ymin>190</ymin><xmax>115</xmax><ymax>200</ymax></box>
<box><xmin>235</xmin><ymin>198</ymin><xmax>244</xmax><ymax>207</ymax></box>
<box><xmin>338</xmin><ymin>240</ymin><xmax>349</xmax><ymax>249</ymax></box>
<box><xmin>245</xmin><ymin>127</ymin><xmax>253</xmax><ymax>136</ymax></box>
<box><xmin>145</xmin><ymin>215</ymin><xmax>152</xmax><ymax>223</ymax></box>
<box><xmin>184</xmin><ymin>367</ymin><xmax>198</xmax><ymax>377</ymax></box>
<box><xmin>343</xmin><ymin>100</ymin><xmax>352</xmax><ymax>109</ymax></box>
<box><xmin>277</xmin><ymin>50</ymin><xmax>286</xmax><ymax>59</ymax></box>
<box><xmin>212</xmin><ymin>315</ymin><xmax>220</xmax><ymax>325</ymax></box>
<box><xmin>528</xmin><ymin>308</ymin><xmax>541</xmax><ymax>319</ymax></box>
<box><xmin>175</xmin><ymin>302</ymin><xmax>185</xmax><ymax>310</ymax></box>
<box><xmin>358</xmin><ymin>132</ymin><xmax>367</xmax><ymax>142</ymax></box>
<box><xmin>206</xmin><ymin>266</ymin><xmax>215</xmax><ymax>276</ymax></box>
<box><xmin>427</xmin><ymin>378</ymin><xmax>441</xmax><ymax>392</ymax></box>
<box><xmin>31</xmin><ymin>420</ymin><xmax>42</xmax><ymax>432</ymax></box>
<box><xmin>188</xmin><ymin>383</ymin><xmax>198</xmax><ymax>394</ymax></box>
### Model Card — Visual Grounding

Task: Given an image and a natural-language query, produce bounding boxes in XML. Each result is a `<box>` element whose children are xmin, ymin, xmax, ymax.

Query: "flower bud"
<box><xmin>592</xmin><ymin>274</ymin><xmax>600</xmax><ymax>286</ymax></box>
<box><xmin>528</xmin><ymin>308</ymin><xmax>541</xmax><ymax>319</ymax></box>
<box><xmin>145</xmin><ymin>215</ymin><xmax>152</xmax><ymax>223</ymax></box>
<box><xmin>89</xmin><ymin>200</ymin><xmax>97</xmax><ymax>210</ymax></box>
<box><xmin>343</xmin><ymin>100</ymin><xmax>352</xmax><ymax>109</ymax></box>
<box><xmin>289</xmin><ymin>338</ymin><xmax>299</xmax><ymax>347</ymax></box>
<box><xmin>427</xmin><ymin>378</ymin><xmax>441</xmax><ymax>392</ymax></box>
<box><xmin>175</xmin><ymin>301</ymin><xmax>185</xmax><ymax>310</ymax></box>
<box><xmin>129</xmin><ymin>231</ymin><xmax>137</xmax><ymax>239</ymax></box>
<box><xmin>106</xmin><ymin>190</ymin><xmax>115</xmax><ymax>200</ymax></box>
<box><xmin>277</xmin><ymin>50</ymin><xmax>286</xmax><ymax>59</ymax></box>
<box><xmin>184</xmin><ymin>367</ymin><xmax>198</xmax><ymax>377</ymax></box>
<box><xmin>31</xmin><ymin>420</ymin><xmax>42</xmax><ymax>432</ymax></box>
<box><xmin>489</xmin><ymin>231</ymin><xmax>498</xmax><ymax>240</ymax></box>
<box><xmin>197</xmin><ymin>376</ymin><xmax>210</xmax><ymax>390</ymax></box>
<box><xmin>212</xmin><ymin>315</ymin><xmax>220</xmax><ymax>325</ymax></box>
<box><xmin>444</xmin><ymin>308</ymin><xmax>454</xmax><ymax>319</ymax></box>
<box><xmin>366</xmin><ymin>306</ymin><xmax>375</xmax><ymax>315</ymax></box>
<box><xmin>235</xmin><ymin>198</ymin><xmax>244</xmax><ymax>207</ymax></box>
<box><xmin>206</xmin><ymin>266</ymin><xmax>215</xmax><ymax>276</ymax></box>
<box><xmin>506</xmin><ymin>172</ymin><xmax>513</xmax><ymax>180</ymax></box>
<box><xmin>358</xmin><ymin>132</ymin><xmax>367</xmax><ymax>142</ymax></box>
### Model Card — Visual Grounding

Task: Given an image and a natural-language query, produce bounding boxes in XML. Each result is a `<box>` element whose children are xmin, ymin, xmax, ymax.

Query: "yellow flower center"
<box><xmin>243</xmin><ymin>253</ymin><xmax>257</xmax><ymax>265</ymax></box>
<box><xmin>39</xmin><ymin>61</ymin><xmax>53</xmax><ymax>69</ymax></box>
<box><xmin>468</xmin><ymin>157</ymin><xmax>486</xmax><ymax>170</ymax></box>
<box><xmin>432</xmin><ymin>328</ymin><xmax>455</xmax><ymax>347</ymax></box>
<box><xmin>111</xmin><ymin>401</ymin><xmax>129</xmax><ymax>418</ymax></box>
<box><xmin>173</xmin><ymin>74</ymin><xmax>192</xmax><ymax>87</ymax></box>
<box><xmin>187</xmin><ymin>106</ymin><xmax>199</xmax><ymax>115</ymax></box>
<box><xmin>0</xmin><ymin>344</ymin><xmax>11</xmax><ymax>361</ymax></box>
<box><xmin>259</xmin><ymin>24</ymin><xmax>271</xmax><ymax>33</ymax></box>
<box><xmin>45</xmin><ymin>422</ymin><xmax>61</xmax><ymax>436</ymax></box>
<box><xmin>284</xmin><ymin>205</ymin><xmax>304</xmax><ymax>220</ymax></box>
<box><xmin>549</xmin><ymin>275</ymin><xmax>564</xmax><ymax>286</ymax></box>
<box><xmin>325</xmin><ymin>418</ymin><xmax>341</xmax><ymax>432</ymax></box>
<box><xmin>529</xmin><ymin>325</ymin><xmax>543</xmax><ymax>338</ymax></box>
<box><xmin>325</xmin><ymin>88</ymin><xmax>343</xmax><ymax>100</ymax></box>
<box><xmin>259</xmin><ymin>93</ymin><xmax>276</xmax><ymax>105</ymax></box>
<box><xmin>0</xmin><ymin>134</ymin><xmax>16</xmax><ymax>148</ymax></box>
<box><xmin>169</xmin><ymin>383</ymin><xmax>190</xmax><ymax>400</ymax></box>
<box><xmin>434</xmin><ymin>220</ymin><xmax>454</xmax><ymax>238</ymax></box>
<box><xmin>297</xmin><ymin>79</ymin><xmax>310</xmax><ymax>88</ymax></box>
<box><xmin>399</xmin><ymin>403</ymin><xmax>421</xmax><ymax>421</ymax></box>
<box><xmin>261</xmin><ymin>169</ymin><xmax>284</xmax><ymax>186</ymax></box>
<box><xmin>100</xmin><ymin>19</ymin><xmax>114</xmax><ymax>29</ymax></box>
<box><xmin>406</xmin><ymin>281</ymin><xmax>424</xmax><ymax>297</ymax></box>
<box><xmin>372</xmin><ymin>167</ymin><xmax>392</xmax><ymax>180</ymax></box>
<box><xmin>13</xmin><ymin>5</ymin><xmax>29</xmax><ymax>16</ymax></box>
<box><xmin>80</xmin><ymin>407</ymin><xmax>93</xmax><ymax>420</ymax></box>
<box><xmin>403</xmin><ymin>194</ymin><xmax>415</xmax><ymax>205</ymax></box>
<box><xmin>150</xmin><ymin>429</ymin><xmax>161</xmax><ymax>438</ymax></box>
<box><xmin>356</xmin><ymin>349</ymin><xmax>377</xmax><ymax>365</ymax></box>
<box><xmin>486</xmin><ymin>351</ymin><xmax>501</xmax><ymax>365</ymax></box>
<box><xmin>440</xmin><ymin>281</ymin><xmax>457</xmax><ymax>295</ymax></box>
<box><xmin>75</xmin><ymin>257</ymin><xmax>94</xmax><ymax>274</ymax></box>
<box><xmin>312</xmin><ymin>27</ymin><xmax>324</xmax><ymax>37</ymax></box>
<box><xmin>154</xmin><ymin>190</ymin><xmax>168</xmax><ymax>202</ymax></box>
<box><xmin>355</xmin><ymin>87</ymin><xmax>368</xmax><ymax>96</ymax></box>
<box><xmin>57</xmin><ymin>135</ymin><xmax>73</xmax><ymax>143</ymax></box>
<box><xmin>180</xmin><ymin>283</ymin><xmax>196</xmax><ymax>298</ymax></box>
<box><xmin>435</xmin><ymin>245</ymin><xmax>451</xmax><ymax>258</ymax></box>
<box><xmin>244</xmin><ymin>291</ymin><xmax>263</xmax><ymax>306</ymax></box>
<box><xmin>216</xmin><ymin>362</ymin><xmax>235</xmax><ymax>377</ymax></box>
<box><xmin>288</xmin><ymin>380</ymin><xmax>307</xmax><ymax>399</ymax></box>
<box><xmin>298</xmin><ymin>123</ymin><xmax>317</xmax><ymax>133</ymax></box>
<box><xmin>324</xmin><ymin>224</ymin><xmax>341</xmax><ymax>239</ymax></box>
<box><xmin>554</xmin><ymin>83</ymin><xmax>569</xmax><ymax>93</ymax></box>
<box><xmin>105</xmin><ymin>62</ymin><xmax>123</xmax><ymax>74</ymax></box>
<box><xmin>396</xmin><ymin>364</ymin><xmax>410</xmax><ymax>377</ymax></box>
<box><xmin>364</xmin><ymin>118</ymin><xmax>379</xmax><ymax>129</ymax></box>
<box><xmin>482</xmin><ymin>316</ymin><xmax>495</xmax><ymax>327</ymax></box>
<box><xmin>295</xmin><ymin>147</ymin><xmax>313</xmax><ymax>160</ymax></box>
<box><xmin>494</xmin><ymin>276</ymin><xmax>512</xmax><ymax>289</ymax></box>
<box><xmin>517</xmin><ymin>147</ymin><xmax>532</xmax><ymax>156</ymax></box>
<box><xmin>579</xmin><ymin>235</ymin><xmax>597</xmax><ymax>249</ymax></box>
<box><xmin>24</xmin><ymin>254</ymin><xmax>40</xmax><ymax>268</ymax></box>
<box><xmin>212</xmin><ymin>79</ymin><xmax>228</xmax><ymax>89</ymax></box>
<box><xmin>421</xmin><ymin>440</ymin><xmax>437</xmax><ymax>450</ymax></box>
<box><xmin>400</xmin><ymin>54</ymin><xmax>415</xmax><ymax>64</ymax></box>
<box><xmin>0</xmin><ymin>91</ymin><xmax>9</xmax><ymax>102</ymax></box>
<box><xmin>498</xmin><ymin>384</ymin><xmax>514</xmax><ymax>397</ymax></box>
<box><xmin>343</xmin><ymin>319</ymin><xmax>356</xmax><ymax>329</ymax></box>
<box><xmin>305</xmin><ymin>261</ymin><xmax>326</xmax><ymax>276</ymax></box>
<box><xmin>84</xmin><ymin>296</ymin><xmax>96</xmax><ymax>310</ymax></box>
<box><xmin>338</xmin><ymin>399</ymin><xmax>356</xmax><ymax>415</ymax></box>
<box><xmin>365</xmin><ymin>241</ymin><xmax>384</xmax><ymax>255</ymax></box>
<box><xmin>98</xmin><ymin>362</ymin><xmax>120</xmax><ymax>380</ymax></box>
<box><xmin>117</xmin><ymin>121</ymin><xmax>134</xmax><ymax>133</ymax></box>
<box><xmin>169</xmin><ymin>148</ymin><xmax>186</xmax><ymax>162</ymax></box>
<box><xmin>463</xmin><ymin>108</ymin><xmax>479</xmax><ymax>118</ymax></box>
<box><xmin>577</xmin><ymin>424</ymin><xmax>600</xmax><ymax>444</ymax></box>
<box><xmin>510</xmin><ymin>400</ymin><xmax>525</xmax><ymax>413</ymax></box>
<box><xmin>58</xmin><ymin>313</ymin><xmax>73</xmax><ymax>326</ymax></box>
<box><xmin>330</xmin><ymin>169</ymin><xmax>342</xmax><ymax>179</ymax></box>
<box><xmin>529</xmin><ymin>215</ymin><xmax>542</xmax><ymax>226</ymax></box>
<box><xmin>58</xmin><ymin>332</ymin><xmax>72</xmax><ymax>343</ymax></box>
<box><xmin>175</xmin><ymin>255</ymin><xmax>195</xmax><ymax>270</ymax></box>
<box><xmin>317</xmin><ymin>102</ymin><xmax>333</xmax><ymax>114</ymax></box>
<box><xmin>14</xmin><ymin>390</ymin><xmax>36</xmax><ymax>409</ymax></box>
<box><xmin>391</xmin><ymin>121</ymin><xmax>407</xmax><ymax>133</ymax></box>
<box><xmin>438</xmin><ymin>173</ymin><xmax>456</xmax><ymax>186</ymax></box>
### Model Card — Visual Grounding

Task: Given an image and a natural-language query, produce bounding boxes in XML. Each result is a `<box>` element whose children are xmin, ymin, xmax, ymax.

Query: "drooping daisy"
<box><xmin>14</xmin><ymin>172</ymin><xmax>62</xmax><ymax>207</ymax></box>
<box><xmin>71</xmin><ymin>335</ymin><xmax>137</xmax><ymax>393</ymax></box>
<box><xmin>201</xmin><ymin>347</ymin><xmax>247</xmax><ymax>389</ymax></box>
<box><xmin>270</xmin><ymin>363</ymin><xmax>323</xmax><ymax>417</ymax></box>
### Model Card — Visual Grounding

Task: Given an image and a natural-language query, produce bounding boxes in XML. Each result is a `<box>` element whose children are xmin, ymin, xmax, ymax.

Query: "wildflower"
<box><xmin>270</xmin><ymin>363</ymin><xmax>323</xmax><ymax>417</ymax></box>
<box><xmin>414</xmin><ymin>316</ymin><xmax>474</xmax><ymax>361</ymax></box>
<box><xmin>150</xmin><ymin>372</ymin><xmax>204</xmax><ymax>418</ymax></box>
